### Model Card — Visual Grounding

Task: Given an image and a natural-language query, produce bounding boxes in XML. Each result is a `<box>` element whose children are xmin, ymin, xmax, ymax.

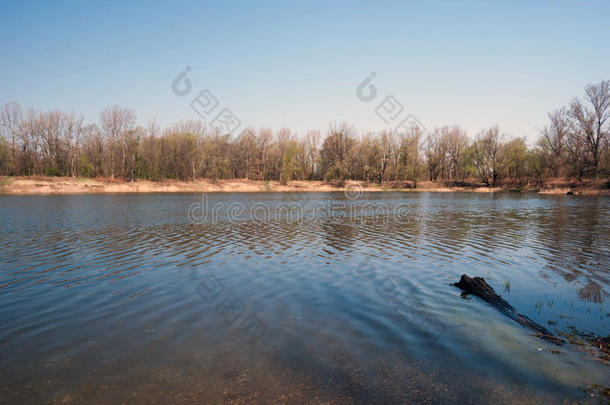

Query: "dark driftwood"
<box><xmin>453</xmin><ymin>274</ymin><xmax>558</xmax><ymax>340</ymax></box>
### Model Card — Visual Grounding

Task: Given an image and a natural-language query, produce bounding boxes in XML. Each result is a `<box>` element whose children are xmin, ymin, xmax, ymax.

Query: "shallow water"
<box><xmin>0</xmin><ymin>192</ymin><xmax>608</xmax><ymax>404</ymax></box>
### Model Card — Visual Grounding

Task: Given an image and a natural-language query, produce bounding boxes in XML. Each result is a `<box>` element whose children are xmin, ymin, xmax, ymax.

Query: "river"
<box><xmin>0</xmin><ymin>192</ymin><xmax>608</xmax><ymax>403</ymax></box>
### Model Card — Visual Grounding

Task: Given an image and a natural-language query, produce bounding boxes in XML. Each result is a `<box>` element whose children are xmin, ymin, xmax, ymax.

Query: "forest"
<box><xmin>0</xmin><ymin>81</ymin><xmax>608</xmax><ymax>187</ymax></box>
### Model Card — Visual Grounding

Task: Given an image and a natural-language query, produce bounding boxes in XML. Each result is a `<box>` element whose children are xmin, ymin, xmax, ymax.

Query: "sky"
<box><xmin>1</xmin><ymin>0</ymin><xmax>609</xmax><ymax>143</ymax></box>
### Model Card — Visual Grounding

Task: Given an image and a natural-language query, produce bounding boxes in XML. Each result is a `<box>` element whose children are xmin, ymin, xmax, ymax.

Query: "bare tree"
<box><xmin>64</xmin><ymin>112</ymin><xmax>84</xmax><ymax>177</ymax></box>
<box><xmin>234</xmin><ymin>128</ymin><xmax>258</xmax><ymax>179</ymax></box>
<box><xmin>80</xmin><ymin>124</ymin><xmax>104</xmax><ymax>177</ymax></box>
<box><xmin>473</xmin><ymin>126</ymin><xmax>502</xmax><ymax>186</ymax></box>
<box><xmin>444</xmin><ymin>125</ymin><xmax>469</xmax><ymax>180</ymax></box>
<box><xmin>564</xmin><ymin>127</ymin><xmax>589</xmax><ymax>179</ymax></box>
<box><xmin>377</xmin><ymin>130</ymin><xmax>395</xmax><ymax>183</ymax></box>
<box><xmin>540</xmin><ymin>107</ymin><xmax>569</xmax><ymax>177</ymax></box>
<box><xmin>569</xmin><ymin>80</ymin><xmax>610</xmax><ymax>175</ymax></box>
<box><xmin>397</xmin><ymin>127</ymin><xmax>423</xmax><ymax>185</ymax></box>
<box><xmin>0</xmin><ymin>103</ymin><xmax>23</xmax><ymax>174</ymax></box>
<box><xmin>305</xmin><ymin>130</ymin><xmax>321</xmax><ymax>179</ymax></box>
<box><xmin>99</xmin><ymin>106</ymin><xmax>136</xmax><ymax>178</ymax></box>
<box><xmin>425</xmin><ymin>128</ymin><xmax>446</xmax><ymax>181</ymax></box>
<box><xmin>256</xmin><ymin>128</ymin><xmax>273</xmax><ymax>180</ymax></box>
<box><xmin>319</xmin><ymin>122</ymin><xmax>356</xmax><ymax>181</ymax></box>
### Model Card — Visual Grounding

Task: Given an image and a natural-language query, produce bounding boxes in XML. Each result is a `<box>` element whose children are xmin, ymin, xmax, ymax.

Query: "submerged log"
<box><xmin>453</xmin><ymin>274</ymin><xmax>558</xmax><ymax>339</ymax></box>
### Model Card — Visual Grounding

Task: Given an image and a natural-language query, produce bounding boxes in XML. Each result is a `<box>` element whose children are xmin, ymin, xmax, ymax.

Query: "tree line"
<box><xmin>0</xmin><ymin>81</ymin><xmax>608</xmax><ymax>185</ymax></box>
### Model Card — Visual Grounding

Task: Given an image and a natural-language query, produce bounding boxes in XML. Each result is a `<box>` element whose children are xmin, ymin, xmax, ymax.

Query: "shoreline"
<box><xmin>1</xmin><ymin>176</ymin><xmax>608</xmax><ymax>195</ymax></box>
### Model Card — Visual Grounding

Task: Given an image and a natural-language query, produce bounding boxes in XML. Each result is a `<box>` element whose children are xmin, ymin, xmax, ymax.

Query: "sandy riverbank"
<box><xmin>0</xmin><ymin>176</ymin><xmax>608</xmax><ymax>195</ymax></box>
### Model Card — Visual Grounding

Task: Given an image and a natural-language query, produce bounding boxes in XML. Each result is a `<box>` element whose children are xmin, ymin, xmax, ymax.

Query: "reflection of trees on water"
<box><xmin>578</xmin><ymin>282</ymin><xmax>604</xmax><ymax>303</ymax></box>
<box><xmin>56</xmin><ymin>194</ymin><xmax>609</xmax><ymax>306</ymax></box>
<box><xmin>409</xmin><ymin>194</ymin><xmax>533</xmax><ymax>268</ymax></box>
<box><xmin>534</xmin><ymin>198</ymin><xmax>609</xmax><ymax>303</ymax></box>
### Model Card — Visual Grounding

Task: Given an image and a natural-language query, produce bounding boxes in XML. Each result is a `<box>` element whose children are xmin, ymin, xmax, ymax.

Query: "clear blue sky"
<box><xmin>1</xmin><ymin>0</ymin><xmax>609</xmax><ymax>141</ymax></box>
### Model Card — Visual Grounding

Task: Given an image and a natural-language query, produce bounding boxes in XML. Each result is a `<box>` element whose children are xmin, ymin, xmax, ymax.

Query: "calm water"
<box><xmin>0</xmin><ymin>192</ymin><xmax>608</xmax><ymax>404</ymax></box>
